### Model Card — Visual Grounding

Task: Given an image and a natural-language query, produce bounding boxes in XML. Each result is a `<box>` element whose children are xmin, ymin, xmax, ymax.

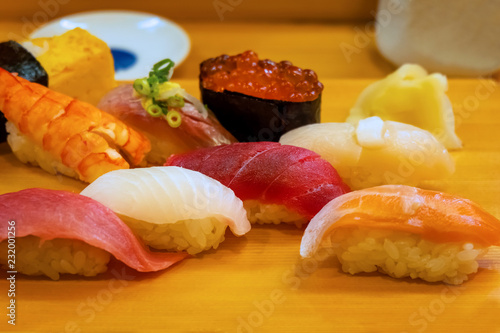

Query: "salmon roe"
<box><xmin>200</xmin><ymin>51</ymin><xmax>323</xmax><ymax>102</ymax></box>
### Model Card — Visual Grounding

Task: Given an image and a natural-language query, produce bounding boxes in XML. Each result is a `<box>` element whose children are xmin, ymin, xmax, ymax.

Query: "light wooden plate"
<box><xmin>1</xmin><ymin>79</ymin><xmax>499</xmax><ymax>333</ymax></box>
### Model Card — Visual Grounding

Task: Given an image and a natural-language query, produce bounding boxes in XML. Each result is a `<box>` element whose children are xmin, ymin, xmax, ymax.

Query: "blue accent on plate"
<box><xmin>111</xmin><ymin>49</ymin><xmax>137</xmax><ymax>72</ymax></box>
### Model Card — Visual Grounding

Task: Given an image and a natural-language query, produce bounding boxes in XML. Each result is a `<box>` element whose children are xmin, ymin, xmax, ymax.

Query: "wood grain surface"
<box><xmin>1</xmin><ymin>10</ymin><xmax>500</xmax><ymax>332</ymax></box>
<box><xmin>0</xmin><ymin>77</ymin><xmax>499</xmax><ymax>333</ymax></box>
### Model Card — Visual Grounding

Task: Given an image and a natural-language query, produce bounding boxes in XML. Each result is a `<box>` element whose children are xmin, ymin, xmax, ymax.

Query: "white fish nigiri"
<box><xmin>81</xmin><ymin>166</ymin><xmax>251</xmax><ymax>254</ymax></box>
<box><xmin>280</xmin><ymin>117</ymin><xmax>455</xmax><ymax>190</ymax></box>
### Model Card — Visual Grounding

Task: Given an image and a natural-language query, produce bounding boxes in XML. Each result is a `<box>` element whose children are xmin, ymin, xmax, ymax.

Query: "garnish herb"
<box><xmin>133</xmin><ymin>58</ymin><xmax>182</xmax><ymax>127</ymax></box>
<box><xmin>166</xmin><ymin>110</ymin><xmax>182</xmax><ymax>128</ymax></box>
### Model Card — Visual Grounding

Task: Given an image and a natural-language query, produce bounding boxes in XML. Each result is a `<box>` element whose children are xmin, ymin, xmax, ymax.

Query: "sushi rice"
<box><xmin>123</xmin><ymin>216</ymin><xmax>228</xmax><ymax>255</ymax></box>
<box><xmin>0</xmin><ymin>236</ymin><xmax>110</xmax><ymax>280</ymax></box>
<box><xmin>326</xmin><ymin>228</ymin><xmax>486</xmax><ymax>285</ymax></box>
<box><xmin>244</xmin><ymin>200</ymin><xmax>307</xmax><ymax>227</ymax></box>
<box><xmin>6</xmin><ymin>121</ymin><xmax>78</xmax><ymax>179</ymax></box>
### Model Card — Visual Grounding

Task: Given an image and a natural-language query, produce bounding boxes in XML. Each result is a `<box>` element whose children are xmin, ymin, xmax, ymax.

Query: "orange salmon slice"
<box><xmin>301</xmin><ymin>185</ymin><xmax>500</xmax><ymax>258</ymax></box>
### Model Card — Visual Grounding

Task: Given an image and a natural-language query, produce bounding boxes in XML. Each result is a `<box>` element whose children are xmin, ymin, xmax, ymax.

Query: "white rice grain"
<box><xmin>329</xmin><ymin>228</ymin><xmax>487</xmax><ymax>284</ymax></box>
<box><xmin>243</xmin><ymin>200</ymin><xmax>307</xmax><ymax>227</ymax></box>
<box><xmin>123</xmin><ymin>216</ymin><xmax>228</xmax><ymax>255</ymax></box>
<box><xmin>0</xmin><ymin>236</ymin><xmax>110</xmax><ymax>280</ymax></box>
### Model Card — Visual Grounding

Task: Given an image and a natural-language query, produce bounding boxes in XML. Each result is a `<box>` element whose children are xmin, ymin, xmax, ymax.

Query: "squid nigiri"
<box><xmin>280</xmin><ymin>116</ymin><xmax>455</xmax><ymax>190</ymax></box>
<box><xmin>165</xmin><ymin>142</ymin><xmax>350</xmax><ymax>226</ymax></box>
<box><xmin>0</xmin><ymin>68</ymin><xmax>151</xmax><ymax>183</ymax></box>
<box><xmin>97</xmin><ymin>59</ymin><xmax>236</xmax><ymax>165</ymax></box>
<box><xmin>300</xmin><ymin>185</ymin><xmax>500</xmax><ymax>284</ymax></box>
<box><xmin>80</xmin><ymin>167</ymin><xmax>251</xmax><ymax>254</ymax></box>
<box><xmin>0</xmin><ymin>188</ymin><xmax>188</xmax><ymax>280</ymax></box>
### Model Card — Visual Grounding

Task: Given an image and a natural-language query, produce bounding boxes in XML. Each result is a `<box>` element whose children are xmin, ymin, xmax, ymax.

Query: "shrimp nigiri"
<box><xmin>81</xmin><ymin>167</ymin><xmax>251</xmax><ymax>254</ymax></box>
<box><xmin>0</xmin><ymin>188</ymin><xmax>188</xmax><ymax>280</ymax></box>
<box><xmin>165</xmin><ymin>142</ymin><xmax>350</xmax><ymax>226</ymax></box>
<box><xmin>300</xmin><ymin>185</ymin><xmax>500</xmax><ymax>284</ymax></box>
<box><xmin>0</xmin><ymin>68</ymin><xmax>151</xmax><ymax>183</ymax></box>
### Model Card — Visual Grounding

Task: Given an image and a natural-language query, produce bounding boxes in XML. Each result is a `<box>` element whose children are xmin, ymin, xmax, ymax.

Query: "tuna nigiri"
<box><xmin>280</xmin><ymin>117</ymin><xmax>455</xmax><ymax>190</ymax></box>
<box><xmin>0</xmin><ymin>68</ymin><xmax>151</xmax><ymax>182</ymax></box>
<box><xmin>300</xmin><ymin>185</ymin><xmax>500</xmax><ymax>284</ymax></box>
<box><xmin>0</xmin><ymin>188</ymin><xmax>188</xmax><ymax>280</ymax></box>
<box><xmin>165</xmin><ymin>142</ymin><xmax>350</xmax><ymax>226</ymax></box>
<box><xmin>80</xmin><ymin>167</ymin><xmax>251</xmax><ymax>254</ymax></box>
<box><xmin>98</xmin><ymin>59</ymin><xmax>236</xmax><ymax>165</ymax></box>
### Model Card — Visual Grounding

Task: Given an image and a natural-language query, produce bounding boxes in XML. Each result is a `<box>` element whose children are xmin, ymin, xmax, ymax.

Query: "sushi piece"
<box><xmin>0</xmin><ymin>68</ymin><xmax>151</xmax><ymax>183</ymax></box>
<box><xmin>0</xmin><ymin>40</ymin><xmax>48</xmax><ymax>86</ymax></box>
<box><xmin>0</xmin><ymin>113</ymin><xmax>6</xmax><ymax>144</ymax></box>
<box><xmin>165</xmin><ymin>142</ymin><xmax>350</xmax><ymax>226</ymax></box>
<box><xmin>0</xmin><ymin>188</ymin><xmax>188</xmax><ymax>280</ymax></box>
<box><xmin>300</xmin><ymin>185</ymin><xmax>500</xmax><ymax>284</ymax></box>
<box><xmin>199</xmin><ymin>51</ymin><xmax>323</xmax><ymax>142</ymax></box>
<box><xmin>279</xmin><ymin>116</ymin><xmax>455</xmax><ymax>190</ymax></box>
<box><xmin>0</xmin><ymin>40</ymin><xmax>49</xmax><ymax>143</ymax></box>
<box><xmin>346</xmin><ymin>64</ymin><xmax>462</xmax><ymax>150</ymax></box>
<box><xmin>98</xmin><ymin>58</ymin><xmax>236</xmax><ymax>165</ymax></box>
<box><xmin>80</xmin><ymin>167</ymin><xmax>251</xmax><ymax>254</ymax></box>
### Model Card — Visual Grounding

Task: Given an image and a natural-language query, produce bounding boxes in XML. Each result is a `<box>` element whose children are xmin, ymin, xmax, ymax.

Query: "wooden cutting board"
<box><xmin>0</xmin><ymin>79</ymin><xmax>499</xmax><ymax>333</ymax></box>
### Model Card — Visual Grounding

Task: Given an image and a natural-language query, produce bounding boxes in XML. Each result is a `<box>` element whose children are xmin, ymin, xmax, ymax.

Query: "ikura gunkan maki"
<box><xmin>200</xmin><ymin>51</ymin><xmax>323</xmax><ymax>142</ymax></box>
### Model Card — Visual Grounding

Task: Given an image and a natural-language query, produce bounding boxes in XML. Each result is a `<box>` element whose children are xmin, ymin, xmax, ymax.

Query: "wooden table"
<box><xmin>1</xmin><ymin>19</ymin><xmax>500</xmax><ymax>333</ymax></box>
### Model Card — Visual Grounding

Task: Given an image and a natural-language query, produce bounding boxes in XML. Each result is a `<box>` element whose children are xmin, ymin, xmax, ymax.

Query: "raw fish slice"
<box><xmin>300</xmin><ymin>185</ymin><xmax>500</xmax><ymax>284</ymax></box>
<box><xmin>0</xmin><ymin>188</ymin><xmax>188</xmax><ymax>275</ymax></box>
<box><xmin>81</xmin><ymin>167</ymin><xmax>251</xmax><ymax>254</ymax></box>
<box><xmin>98</xmin><ymin>84</ymin><xmax>236</xmax><ymax>165</ymax></box>
<box><xmin>165</xmin><ymin>142</ymin><xmax>350</xmax><ymax>224</ymax></box>
<box><xmin>301</xmin><ymin>185</ymin><xmax>500</xmax><ymax>257</ymax></box>
<box><xmin>280</xmin><ymin>117</ymin><xmax>455</xmax><ymax>190</ymax></box>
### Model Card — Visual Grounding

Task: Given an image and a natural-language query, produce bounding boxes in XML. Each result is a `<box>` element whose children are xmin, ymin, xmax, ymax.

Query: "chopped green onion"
<box><xmin>147</xmin><ymin>104</ymin><xmax>163</xmax><ymax>117</ymax></box>
<box><xmin>133</xmin><ymin>78</ymin><xmax>151</xmax><ymax>96</ymax></box>
<box><xmin>132</xmin><ymin>58</ymin><xmax>183</xmax><ymax>128</ymax></box>
<box><xmin>147</xmin><ymin>76</ymin><xmax>160</xmax><ymax>97</ymax></box>
<box><xmin>166</xmin><ymin>110</ymin><xmax>182</xmax><ymax>128</ymax></box>
<box><xmin>167</xmin><ymin>95</ymin><xmax>185</xmax><ymax>108</ymax></box>
<box><xmin>151</xmin><ymin>59</ymin><xmax>175</xmax><ymax>83</ymax></box>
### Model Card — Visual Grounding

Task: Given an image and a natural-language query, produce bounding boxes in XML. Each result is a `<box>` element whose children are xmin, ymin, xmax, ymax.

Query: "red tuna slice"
<box><xmin>165</xmin><ymin>142</ymin><xmax>350</xmax><ymax>219</ymax></box>
<box><xmin>0</xmin><ymin>188</ymin><xmax>188</xmax><ymax>273</ymax></box>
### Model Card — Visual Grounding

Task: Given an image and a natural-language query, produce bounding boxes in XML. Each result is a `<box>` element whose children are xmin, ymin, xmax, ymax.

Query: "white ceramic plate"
<box><xmin>30</xmin><ymin>10</ymin><xmax>190</xmax><ymax>81</ymax></box>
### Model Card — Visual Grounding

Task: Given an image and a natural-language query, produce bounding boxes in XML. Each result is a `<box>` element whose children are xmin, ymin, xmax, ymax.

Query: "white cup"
<box><xmin>376</xmin><ymin>0</ymin><xmax>500</xmax><ymax>76</ymax></box>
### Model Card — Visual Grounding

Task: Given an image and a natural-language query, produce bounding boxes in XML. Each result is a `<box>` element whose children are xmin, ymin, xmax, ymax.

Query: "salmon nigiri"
<box><xmin>300</xmin><ymin>185</ymin><xmax>500</xmax><ymax>284</ymax></box>
<box><xmin>165</xmin><ymin>142</ymin><xmax>350</xmax><ymax>226</ymax></box>
<box><xmin>0</xmin><ymin>188</ymin><xmax>188</xmax><ymax>280</ymax></box>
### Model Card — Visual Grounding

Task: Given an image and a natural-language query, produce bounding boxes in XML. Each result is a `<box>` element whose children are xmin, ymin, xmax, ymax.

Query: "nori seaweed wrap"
<box><xmin>200</xmin><ymin>51</ymin><xmax>323</xmax><ymax>142</ymax></box>
<box><xmin>0</xmin><ymin>40</ymin><xmax>48</xmax><ymax>142</ymax></box>
<box><xmin>0</xmin><ymin>113</ymin><xmax>6</xmax><ymax>143</ymax></box>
